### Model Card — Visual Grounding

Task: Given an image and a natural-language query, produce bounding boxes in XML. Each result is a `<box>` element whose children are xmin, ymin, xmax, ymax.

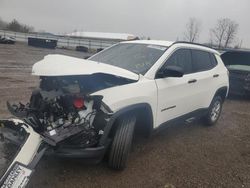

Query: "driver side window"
<box><xmin>162</xmin><ymin>49</ymin><xmax>193</xmax><ymax>74</ymax></box>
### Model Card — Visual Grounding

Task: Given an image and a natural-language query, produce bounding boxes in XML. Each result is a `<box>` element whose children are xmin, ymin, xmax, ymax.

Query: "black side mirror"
<box><xmin>157</xmin><ymin>66</ymin><xmax>184</xmax><ymax>78</ymax></box>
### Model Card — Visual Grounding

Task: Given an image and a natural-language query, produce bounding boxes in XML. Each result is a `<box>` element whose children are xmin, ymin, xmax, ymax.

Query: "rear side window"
<box><xmin>191</xmin><ymin>50</ymin><xmax>216</xmax><ymax>72</ymax></box>
<box><xmin>164</xmin><ymin>49</ymin><xmax>193</xmax><ymax>74</ymax></box>
<box><xmin>209</xmin><ymin>53</ymin><xmax>218</xmax><ymax>67</ymax></box>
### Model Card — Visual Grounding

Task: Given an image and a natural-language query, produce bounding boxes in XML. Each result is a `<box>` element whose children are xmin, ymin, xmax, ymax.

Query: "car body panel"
<box><xmin>155</xmin><ymin>73</ymin><xmax>204</xmax><ymax>125</ymax></box>
<box><xmin>32</xmin><ymin>54</ymin><xmax>139</xmax><ymax>81</ymax></box>
<box><xmin>92</xmin><ymin>76</ymin><xmax>158</xmax><ymax>127</ymax></box>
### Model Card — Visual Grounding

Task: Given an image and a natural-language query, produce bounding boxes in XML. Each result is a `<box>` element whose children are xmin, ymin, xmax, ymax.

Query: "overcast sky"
<box><xmin>0</xmin><ymin>0</ymin><xmax>249</xmax><ymax>47</ymax></box>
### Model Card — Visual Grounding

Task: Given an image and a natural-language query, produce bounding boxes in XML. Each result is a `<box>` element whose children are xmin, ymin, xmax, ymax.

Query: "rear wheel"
<box><xmin>203</xmin><ymin>96</ymin><xmax>223</xmax><ymax>126</ymax></box>
<box><xmin>108</xmin><ymin>115</ymin><xmax>136</xmax><ymax>170</ymax></box>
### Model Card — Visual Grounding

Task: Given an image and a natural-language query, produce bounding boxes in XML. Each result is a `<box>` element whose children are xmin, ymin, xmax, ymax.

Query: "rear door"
<box><xmin>190</xmin><ymin>49</ymin><xmax>219</xmax><ymax>109</ymax></box>
<box><xmin>155</xmin><ymin>49</ymin><xmax>199</xmax><ymax>126</ymax></box>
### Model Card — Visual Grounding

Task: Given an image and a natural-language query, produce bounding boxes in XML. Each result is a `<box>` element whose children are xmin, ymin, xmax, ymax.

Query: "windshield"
<box><xmin>89</xmin><ymin>43</ymin><xmax>167</xmax><ymax>75</ymax></box>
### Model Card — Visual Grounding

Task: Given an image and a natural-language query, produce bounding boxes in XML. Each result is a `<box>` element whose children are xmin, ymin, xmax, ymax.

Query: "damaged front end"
<box><xmin>0</xmin><ymin>73</ymin><xmax>135</xmax><ymax>187</ymax></box>
<box><xmin>6</xmin><ymin>74</ymin><xmax>127</xmax><ymax>156</ymax></box>
<box><xmin>0</xmin><ymin>54</ymin><xmax>139</xmax><ymax>187</ymax></box>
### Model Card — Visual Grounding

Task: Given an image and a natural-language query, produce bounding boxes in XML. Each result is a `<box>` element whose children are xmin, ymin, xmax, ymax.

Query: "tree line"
<box><xmin>0</xmin><ymin>17</ymin><xmax>242</xmax><ymax>49</ymax></box>
<box><xmin>0</xmin><ymin>18</ymin><xmax>34</xmax><ymax>33</ymax></box>
<box><xmin>183</xmin><ymin>18</ymin><xmax>240</xmax><ymax>49</ymax></box>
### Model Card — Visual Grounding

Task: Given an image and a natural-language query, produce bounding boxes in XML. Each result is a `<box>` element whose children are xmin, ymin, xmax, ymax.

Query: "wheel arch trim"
<box><xmin>99</xmin><ymin>103</ymin><xmax>154</xmax><ymax>145</ymax></box>
<box><xmin>213</xmin><ymin>86</ymin><xmax>228</xmax><ymax>102</ymax></box>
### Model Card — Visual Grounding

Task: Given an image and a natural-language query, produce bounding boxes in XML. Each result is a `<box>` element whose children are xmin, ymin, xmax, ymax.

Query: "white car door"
<box><xmin>189</xmin><ymin>49</ymin><xmax>220</xmax><ymax>109</ymax></box>
<box><xmin>155</xmin><ymin>48</ymin><xmax>199</xmax><ymax>127</ymax></box>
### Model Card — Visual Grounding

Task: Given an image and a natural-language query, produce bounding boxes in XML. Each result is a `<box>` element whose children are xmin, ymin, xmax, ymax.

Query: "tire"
<box><xmin>203</xmin><ymin>96</ymin><xmax>223</xmax><ymax>126</ymax></box>
<box><xmin>108</xmin><ymin>115</ymin><xmax>136</xmax><ymax>170</ymax></box>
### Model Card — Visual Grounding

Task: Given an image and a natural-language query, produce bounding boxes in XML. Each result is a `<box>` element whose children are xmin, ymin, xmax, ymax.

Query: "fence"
<box><xmin>0</xmin><ymin>30</ymin><xmax>121</xmax><ymax>50</ymax></box>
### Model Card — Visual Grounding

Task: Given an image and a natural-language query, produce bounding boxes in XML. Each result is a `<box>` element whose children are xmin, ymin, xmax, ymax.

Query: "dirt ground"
<box><xmin>0</xmin><ymin>43</ymin><xmax>250</xmax><ymax>188</ymax></box>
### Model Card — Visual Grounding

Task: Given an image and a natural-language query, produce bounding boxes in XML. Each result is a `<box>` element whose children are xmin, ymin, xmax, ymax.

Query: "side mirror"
<box><xmin>157</xmin><ymin>66</ymin><xmax>184</xmax><ymax>78</ymax></box>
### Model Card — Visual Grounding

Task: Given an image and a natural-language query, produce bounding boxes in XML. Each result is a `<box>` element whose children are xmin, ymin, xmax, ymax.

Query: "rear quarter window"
<box><xmin>209</xmin><ymin>53</ymin><xmax>218</xmax><ymax>67</ymax></box>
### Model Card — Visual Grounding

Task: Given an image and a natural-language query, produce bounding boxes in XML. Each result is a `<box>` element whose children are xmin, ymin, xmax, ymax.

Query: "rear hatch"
<box><xmin>221</xmin><ymin>51</ymin><xmax>250</xmax><ymax>93</ymax></box>
<box><xmin>221</xmin><ymin>50</ymin><xmax>250</xmax><ymax>70</ymax></box>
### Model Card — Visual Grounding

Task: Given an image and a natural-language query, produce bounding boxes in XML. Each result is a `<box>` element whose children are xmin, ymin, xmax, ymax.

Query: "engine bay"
<box><xmin>6</xmin><ymin>74</ymin><xmax>124</xmax><ymax>148</ymax></box>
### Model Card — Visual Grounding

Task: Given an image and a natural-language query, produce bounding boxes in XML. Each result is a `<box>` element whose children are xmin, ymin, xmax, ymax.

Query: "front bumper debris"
<box><xmin>0</xmin><ymin>118</ymin><xmax>110</xmax><ymax>187</ymax></box>
<box><xmin>0</xmin><ymin>119</ymin><xmax>45</xmax><ymax>188</ymax></box>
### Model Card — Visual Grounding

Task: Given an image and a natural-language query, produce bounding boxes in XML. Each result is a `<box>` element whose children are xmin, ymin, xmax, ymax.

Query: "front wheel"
<box><xmin>203</xmin><ymin>96</ymin><xmax>223</xmax><ymax>126</ymax></box>
<box><xmin>108</xmin><ymin>115</ymin><xmax>136</xmax><ymax>170</ymax></box>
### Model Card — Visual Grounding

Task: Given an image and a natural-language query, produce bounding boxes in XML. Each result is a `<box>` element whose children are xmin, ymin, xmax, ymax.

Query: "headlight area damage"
<box><xmin>0</xmin><ymin>73</ymin><xmax>136</xmax><ymax>187</ymax></box>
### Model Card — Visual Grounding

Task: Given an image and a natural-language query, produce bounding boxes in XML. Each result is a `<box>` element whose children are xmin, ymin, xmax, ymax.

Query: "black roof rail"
<box><xmin>172</xmin><ymin>41</ymin><xmax>215</xmax><ymax>50</ymax></box>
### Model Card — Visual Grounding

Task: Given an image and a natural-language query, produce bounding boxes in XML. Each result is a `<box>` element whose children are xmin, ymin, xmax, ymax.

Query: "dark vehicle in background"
<box><xmin>76</xmin><ymin>45</ymin><xmax>89</xmax><ymax>52</ymax></box>
<box><xmin>221</xmin><ymin>50</ymin><xmax>250</xmax><ymax>96</ymax></box>
<box><xmin>0</xmin><ymin>36</ymin><xmax>15</xmax><ymax>44</ymax></box>
<box><xmin>28</xmin><ymin>37</ymin><xmax>57</xmax><ymax>49</ymax></box>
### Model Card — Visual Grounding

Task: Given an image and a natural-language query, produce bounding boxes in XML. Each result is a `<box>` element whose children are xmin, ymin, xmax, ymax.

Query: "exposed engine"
<box><xmin>7</xmin><ymin>76</ymin><xmax>110</xmax><ymax>148</ymax></box>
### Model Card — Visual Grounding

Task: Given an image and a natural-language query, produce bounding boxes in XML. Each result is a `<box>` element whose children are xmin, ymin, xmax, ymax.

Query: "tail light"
<box><xmin>73</xmin><ymin>97</ymin><xmax>84</xmax><ymax>109</ymax></box>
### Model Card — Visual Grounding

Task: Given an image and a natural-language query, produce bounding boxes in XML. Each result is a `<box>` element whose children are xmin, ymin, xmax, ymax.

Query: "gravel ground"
<box><xmin>0</xmin><ymin>43</ymin><xmax>250</xmax><ymax>188</ymax></box>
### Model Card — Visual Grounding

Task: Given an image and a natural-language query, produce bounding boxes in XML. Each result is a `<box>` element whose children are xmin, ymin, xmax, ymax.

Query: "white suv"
<box><xmin>0</xmin><ymin>40</ymin><xmax>229</xmax><ymax>184</ymax></box>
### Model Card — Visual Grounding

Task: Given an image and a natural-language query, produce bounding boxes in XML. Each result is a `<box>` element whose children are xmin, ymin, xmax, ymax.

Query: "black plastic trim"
<box><xmin>172</xmin><ymin>41</ymin><xmax>216</xmax><ymax>51</ymax></box>
<box><xmin>99</xmin><ymin>103</ymin><xmax>154</xmax><ymax>145</ymax></box>
<box><xmin>28</xmin><ymin>144</ymin><xmax>48</xmax><ymax>169</ymax></box>
<box><xmin>213</xmin><ymin>86</ymin><xmax>228</xmax><ymax>102</ymax></box>
<box><xmin>54</xmin><ymin>141</ymin><xmax>110</xmax><ymax>163</ymax></box>
<box><xmin>155</xmin><ymin>108</ymin><xmax>208</xmax><ymax>132</ymax></box>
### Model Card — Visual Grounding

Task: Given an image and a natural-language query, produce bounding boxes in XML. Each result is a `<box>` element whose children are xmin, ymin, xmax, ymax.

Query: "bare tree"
<box><xmin>224</xmin><ymin>21</ymin><xmax>239</xmax><ymax>48</ymax></box>
<box><xmin>210</xmin><ymin>18</ymin><xmax>239</xmax><ymax>48</ymax></box>
<box><xmin>6</xmin><ymin>19</ymin><xmax>34</xmax><ymax>33</ymax></box>
<box><xmin>234</xmin><ymin>39</ymin><xmax>243</xmax><ymax>49</ymax></box>
<box><xmin>0</xmin><ymin>17</ymin><xmax>7</xmax><ymax>29</ymax></box>
<box><xmin>183</xmin><ymin>18</ymin><xmax>201</xmax><ymax>43</ymax></box>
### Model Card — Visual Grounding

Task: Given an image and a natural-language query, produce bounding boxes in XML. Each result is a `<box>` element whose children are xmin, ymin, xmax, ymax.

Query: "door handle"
<box><xmin>213</xmin><ymin>74</ymin><xmax>219</xmax><ymax>78</ymax></box>
<box><xmin>188</xmin><ymin>79</ymin><xmax>197</xmax><ymax>84</ymax></box>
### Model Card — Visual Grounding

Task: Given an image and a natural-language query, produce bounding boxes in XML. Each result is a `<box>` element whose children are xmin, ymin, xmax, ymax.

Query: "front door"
<box><xmin>155</xmin><ymin>48</ymin><xmax>198</xmax><ymax>127</ymax></box>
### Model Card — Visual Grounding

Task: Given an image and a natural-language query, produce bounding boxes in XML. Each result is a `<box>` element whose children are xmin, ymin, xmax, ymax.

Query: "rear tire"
<box><xmin>108</xmin><ymin>115</ymin><xmax>136</xmax><ymax>170</ymax></box>
<box><xmin>203</xmin><ymin>96</ymin><xmax>223</xmax><ymax>126</ymax></box>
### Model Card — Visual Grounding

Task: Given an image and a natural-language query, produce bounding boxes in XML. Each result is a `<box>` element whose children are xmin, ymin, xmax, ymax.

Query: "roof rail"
<box><xmin>172</xmin><ymin>41</ymin><xmax>215</xmax><ymax>50</ymax></box>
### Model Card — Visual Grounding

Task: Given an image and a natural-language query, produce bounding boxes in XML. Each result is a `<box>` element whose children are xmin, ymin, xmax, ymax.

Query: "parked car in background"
<box><xmin>0</xmin><ymin>36</ymin><xmax>15</xmax><ymax>44</ymax></box>
<box><xmin>76</xmin><ymin>45</ymin><xmax>89</xmax><ymax>52</ymax></box>
<box><xmin>28</xmin><ymin>37</ymin><xmax>57</xmax><ymax>49</ymax></box>
<box><xmin>221</xmin><ymin>50</ymin><xmax>250</xmax><ymax>96</ymax></box>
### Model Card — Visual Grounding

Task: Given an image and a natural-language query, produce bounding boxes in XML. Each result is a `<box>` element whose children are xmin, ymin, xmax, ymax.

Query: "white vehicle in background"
<box><xmin>0</xmin><ymin>40</ymin><xmax>229</xmax><ymax>187</ymax></box>
<box><xmin>0</xmin><ymin>36</ymin><xmax>16</xmax><ymax>44</ymax></box>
